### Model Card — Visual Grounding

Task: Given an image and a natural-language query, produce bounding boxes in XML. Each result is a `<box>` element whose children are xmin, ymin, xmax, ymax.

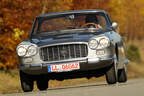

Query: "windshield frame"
<box><xmin>30</xmin><ymin>12</ymin><xmax>112</xmax><ymax>38</ymax></box>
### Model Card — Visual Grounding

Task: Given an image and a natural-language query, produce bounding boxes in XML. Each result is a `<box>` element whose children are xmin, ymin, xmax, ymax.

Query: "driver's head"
<box><xmin>85</xmin><ymin>14</ymin><xmax>99</xmax><ymax>24</ymax></box>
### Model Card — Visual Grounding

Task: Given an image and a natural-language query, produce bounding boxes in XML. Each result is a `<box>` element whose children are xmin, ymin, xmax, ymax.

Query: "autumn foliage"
<box><xmin>0</xmin><ymin>0</ymin><xmax>144</xmax><ymax>70</ymax></box>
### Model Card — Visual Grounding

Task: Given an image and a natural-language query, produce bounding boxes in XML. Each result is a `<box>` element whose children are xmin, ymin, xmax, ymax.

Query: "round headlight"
<box><xmin>27</xmin><ymin>45</ymin><xmax>37</xmax><ymax>56</ymax></box>
<box><xmin>99</xmin><ymin>38</ymin><xmax>110</xmax><ymax>48</ymax></box>
<box><xmin>17</xmin><ymin>46</ymin><xmax>27</xmax><ymax>56</ymax></box>
<box><xmin>88</xmin><ymin>39</ymin><xmax>98</xmax><ymax>49</ymax></box>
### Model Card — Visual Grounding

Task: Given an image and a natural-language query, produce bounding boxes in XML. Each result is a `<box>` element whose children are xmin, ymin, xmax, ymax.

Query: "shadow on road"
<box><xmin>48</xmin><ymin>81</ymin><xmax>130</xmax><ymax>91</ymax></box>
<box><xmin>48</xmin><ymin>82</ymin><xmax>108</xmax><ymax>91</ymax></box>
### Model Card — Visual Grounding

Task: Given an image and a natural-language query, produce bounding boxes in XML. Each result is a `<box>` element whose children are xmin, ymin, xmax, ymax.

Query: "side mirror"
<box><xmin>112</xmin><ymin>22</ymin><xmax>118</xmax><ymax>30</ymax></box>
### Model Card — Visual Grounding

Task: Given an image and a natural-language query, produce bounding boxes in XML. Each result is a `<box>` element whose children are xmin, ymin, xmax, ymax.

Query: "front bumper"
<box><xmin>18</xmin><ymin>56</ymin><xmax>114</xmax><ymax>75</ymax></box>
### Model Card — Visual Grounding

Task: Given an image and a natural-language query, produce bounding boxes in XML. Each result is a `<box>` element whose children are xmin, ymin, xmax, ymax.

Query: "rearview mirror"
<box><xmin>112</xmin><ymin>22</ymin><xmax>118</xmax><ymax>30</ymax></box>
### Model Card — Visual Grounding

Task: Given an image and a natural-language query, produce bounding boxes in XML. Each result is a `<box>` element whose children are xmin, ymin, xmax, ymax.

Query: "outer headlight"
<box><xmin>99</xmin><ymin>37</ymin><xmax>110</xmax><ymax>48</ymax></box>
<box><xmin>17</xmin><ymin>46</ymin><xmax>27</xmax><ymax>56</ymax></box>
<box><xmin>88</xmin><ymin>39</ymin><xmax>98</xmax><ymax>49</ymax></box>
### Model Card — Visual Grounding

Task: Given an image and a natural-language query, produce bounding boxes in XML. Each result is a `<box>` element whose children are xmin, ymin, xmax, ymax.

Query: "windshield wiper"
<box><xmin>66</xmin><ymin>26</ymin><xmax>76</xmax><ymax>29</ymax></box>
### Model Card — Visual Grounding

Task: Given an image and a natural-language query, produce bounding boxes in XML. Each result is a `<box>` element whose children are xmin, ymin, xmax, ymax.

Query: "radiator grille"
<box><xmin>40</xmin><ymin>44</ymin><xmax>88</xmax><ymax>61</ymax></box>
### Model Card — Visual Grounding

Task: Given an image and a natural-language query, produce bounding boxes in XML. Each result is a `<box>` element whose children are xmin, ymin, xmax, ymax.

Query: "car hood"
<box><xmin>31</xmin><ymin>29</ymin><xmax>111</xmax><ymax>46</ymax></box>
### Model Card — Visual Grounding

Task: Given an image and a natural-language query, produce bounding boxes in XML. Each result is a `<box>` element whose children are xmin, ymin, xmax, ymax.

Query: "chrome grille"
<box><xmin>40</xmin><ymin>44</ymin><xmax>88</xmax><ymax>61</ymax></box>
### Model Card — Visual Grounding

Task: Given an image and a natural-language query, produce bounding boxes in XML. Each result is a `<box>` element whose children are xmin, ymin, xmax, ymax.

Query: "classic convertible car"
<box><xmin>16</xmin><ymin>9</ymin><xmax>129</xmax><ymax>92</ymax></box>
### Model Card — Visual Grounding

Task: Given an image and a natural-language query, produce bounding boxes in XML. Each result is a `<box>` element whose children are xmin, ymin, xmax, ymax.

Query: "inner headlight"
<box><xmin>17</xmin><ymin>46</ymin><xmax>27</xmax><ymax>56</ymax></box>
<box><xmin>17</xmin><ymin>44</ymin><xmax>37</xmax><ymax>57</ymax></box>
<box><xmin>27</xmin><ymin>45</ymin><xmax>37</xmax><ymax>56</ymax></box>
<box><xmin>99</xmin><ymin>38</ymin><xmax>110</xmax><ymax>48</ymax></box>
<box><xmin>88</xmin><ymin>39</ymin><xmax>98</xmax><ymax>49</ymax></box>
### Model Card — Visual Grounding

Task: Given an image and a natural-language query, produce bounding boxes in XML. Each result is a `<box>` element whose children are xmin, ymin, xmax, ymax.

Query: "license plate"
<box><xmin>48</xmin><ymin>62</ymin><xmax>80</xmax><ymax>72</ymax></box>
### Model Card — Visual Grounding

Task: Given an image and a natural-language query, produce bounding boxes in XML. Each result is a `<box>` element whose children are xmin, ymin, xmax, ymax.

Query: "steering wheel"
<box><xmin>82</xmin><ymin>23</ymin><xmax>102</xmax><ymax>28</ymax></box>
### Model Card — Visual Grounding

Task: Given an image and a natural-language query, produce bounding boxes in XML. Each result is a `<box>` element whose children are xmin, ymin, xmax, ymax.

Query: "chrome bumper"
<box><xmin>18</xmin><ymin>56</ymin><xmax>115</xmax><ymax>70</ymax></box>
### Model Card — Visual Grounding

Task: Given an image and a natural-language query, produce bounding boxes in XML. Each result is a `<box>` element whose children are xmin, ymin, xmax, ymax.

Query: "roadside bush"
<box><xmin>127</xmin><ymin>44</ymin><xmax>141</xmax><ymax>62</ymax></box>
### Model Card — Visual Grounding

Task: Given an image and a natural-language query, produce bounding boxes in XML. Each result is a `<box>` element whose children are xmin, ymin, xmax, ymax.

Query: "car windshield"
<box><xmin>36</xmin><ymin>13</ymin><xmax>109</xmax><ymax>34</ymax></box>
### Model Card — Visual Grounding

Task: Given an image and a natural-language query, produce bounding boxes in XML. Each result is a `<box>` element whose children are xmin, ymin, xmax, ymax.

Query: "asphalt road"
<box><xmin>2</xmin><ymin>78</ymin><xmax>144</xmax><ymax>96</ymax></box>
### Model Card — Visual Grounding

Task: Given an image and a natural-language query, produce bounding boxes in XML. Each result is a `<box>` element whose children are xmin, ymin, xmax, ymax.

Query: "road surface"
<box><xmin>2</xmin><ymin>78</ymin><xmax>144</xmax><ymax>96</ymax></box>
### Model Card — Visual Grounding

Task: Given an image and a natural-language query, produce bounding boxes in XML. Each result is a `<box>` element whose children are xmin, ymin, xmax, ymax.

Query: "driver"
<box><xmin>82</xmin><ymin>14</ymin><xmax>102</xmax><ymax>28</ymax></box>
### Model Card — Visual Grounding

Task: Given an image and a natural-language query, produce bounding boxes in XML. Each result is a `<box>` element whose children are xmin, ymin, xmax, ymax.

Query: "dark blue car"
<box><xmin>16</xmin><ymin>9</ymin><xmax>129</xmax><ymax>92</ymax></box>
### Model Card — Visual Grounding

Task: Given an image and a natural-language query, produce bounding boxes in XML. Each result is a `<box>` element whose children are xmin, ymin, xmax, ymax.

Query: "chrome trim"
<box><xmin>63</xmin><ymin>45</ymin><xmax>66</xmax><ymax>59</ymax></box>
<box><xmin>74</xmin><ymin>44</ymin><xmax>76</xmax><ymax>58</ymax></box>
<box><xmin>42</xmin><ymin>57</ymin><xmax>87</xmax><ymax>64</ymax></box>
<box><xmin>31</xmin><ymin>64</ymin><xmax>42</xmax><ymax>68</ymax></box>
<box><xmin>57</xmin><ymin>46</ymin><xmax>60</xmax><ymax>60</ymax></box>
<box><xmin>40</xmin><ymin>43</ymin><xmax>88</xmax><ymax>62</ymax></box>
<box><xmin>52</xmin><ymin>47</ymin><xmax>55</xmax><ymax>59</ymax></box>
<box><xmin>88</xmin><ymin>58</ymin><xmax>100</xmax><ymax>64</ymax></box>
<box><xmin>47</xmin><ymin>47</ymin><xmax>50</xmax><ymax>61</ymax></box>
<box><xmin>100</xmin><ymin>56</ymin><xmax>115</xmax><ymax>61</ymax></box>
<box><xmin>68</xmin><ymin>45</ymin><xmax>71</xmax><ymax>59</ymax></box>
<box><xmin>18</xmin><ymin>64</ymin><xmax>42</xmax><ymax>70</ymax></box>
<box><xmin>18</xmin><ymin>56</ymin><xmax>115</xmax><ymax>70</ymax></box>
<box><xmin>39</xmin><ymin>42</ymin><xmax>88</xmax><ymax>48</ymax></box>
<box><xmin>79</xmin><ymin>44</ymin><xmax>82</xmax><ymax>57</ymax></box>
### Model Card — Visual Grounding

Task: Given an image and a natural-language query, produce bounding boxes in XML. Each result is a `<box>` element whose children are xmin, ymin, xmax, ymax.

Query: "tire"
<box><xmin>105</xmin><ymin>64</ymin><xmax>117</xmax><ymax>84</ymax></box>
<box><xmin>118</xmin><ymin>64</ymin><xmax>127</xmax><ymax>83</ymax></box>
<box><xmin>20</xmin><ymin>71</ymin><xmax>34</xmax><ymax>92</ymax></box>
<box><xmin>36</xmin><ymin>75</ymin><xmax>49</xmax><ymax>91</ymax></box>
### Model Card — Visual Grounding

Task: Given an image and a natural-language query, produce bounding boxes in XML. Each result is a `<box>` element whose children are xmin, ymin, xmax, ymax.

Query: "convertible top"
<box><xmin>37</xmin><ymin>9</ymin><xmax>107</xmax><ymax>18</ymax></box>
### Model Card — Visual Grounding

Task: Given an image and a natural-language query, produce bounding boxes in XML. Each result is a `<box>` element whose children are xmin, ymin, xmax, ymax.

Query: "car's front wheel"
<box><xmin>20</xmin><ymin>71</ymin><xmax>34</xmax><ymax>92</ymax></box>
<box><xmin>118</xmin><ymin>64</ymin><xmax>127</xmax><ymax>83</ymax></box>
<box><xmin>36</xmin><ymin>75</ymin><xmax>49</xmax><ymax>91</ymax></box>
<box><xmin>105</xmin><ymin>63</ymin><xmax>117</xmax><ymax>84</ymax></box>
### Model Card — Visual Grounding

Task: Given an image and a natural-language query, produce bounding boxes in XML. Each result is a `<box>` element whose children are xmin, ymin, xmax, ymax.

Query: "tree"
<box><xmin>109</xmin><ymin>0</ymin><xmax>144</xmax><ymax>40</ymax></box>
<box><xmin>72</xmin><ymin>0</ymin><xmax>110</xmax><ymax>10</ymax></box>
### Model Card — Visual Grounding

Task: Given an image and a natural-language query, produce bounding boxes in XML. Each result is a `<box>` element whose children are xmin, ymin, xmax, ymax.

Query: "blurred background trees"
<box><xmin>0</xmin><ymin>0</ymin><xmax>144</xmax><ymax>69</ymax></box>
